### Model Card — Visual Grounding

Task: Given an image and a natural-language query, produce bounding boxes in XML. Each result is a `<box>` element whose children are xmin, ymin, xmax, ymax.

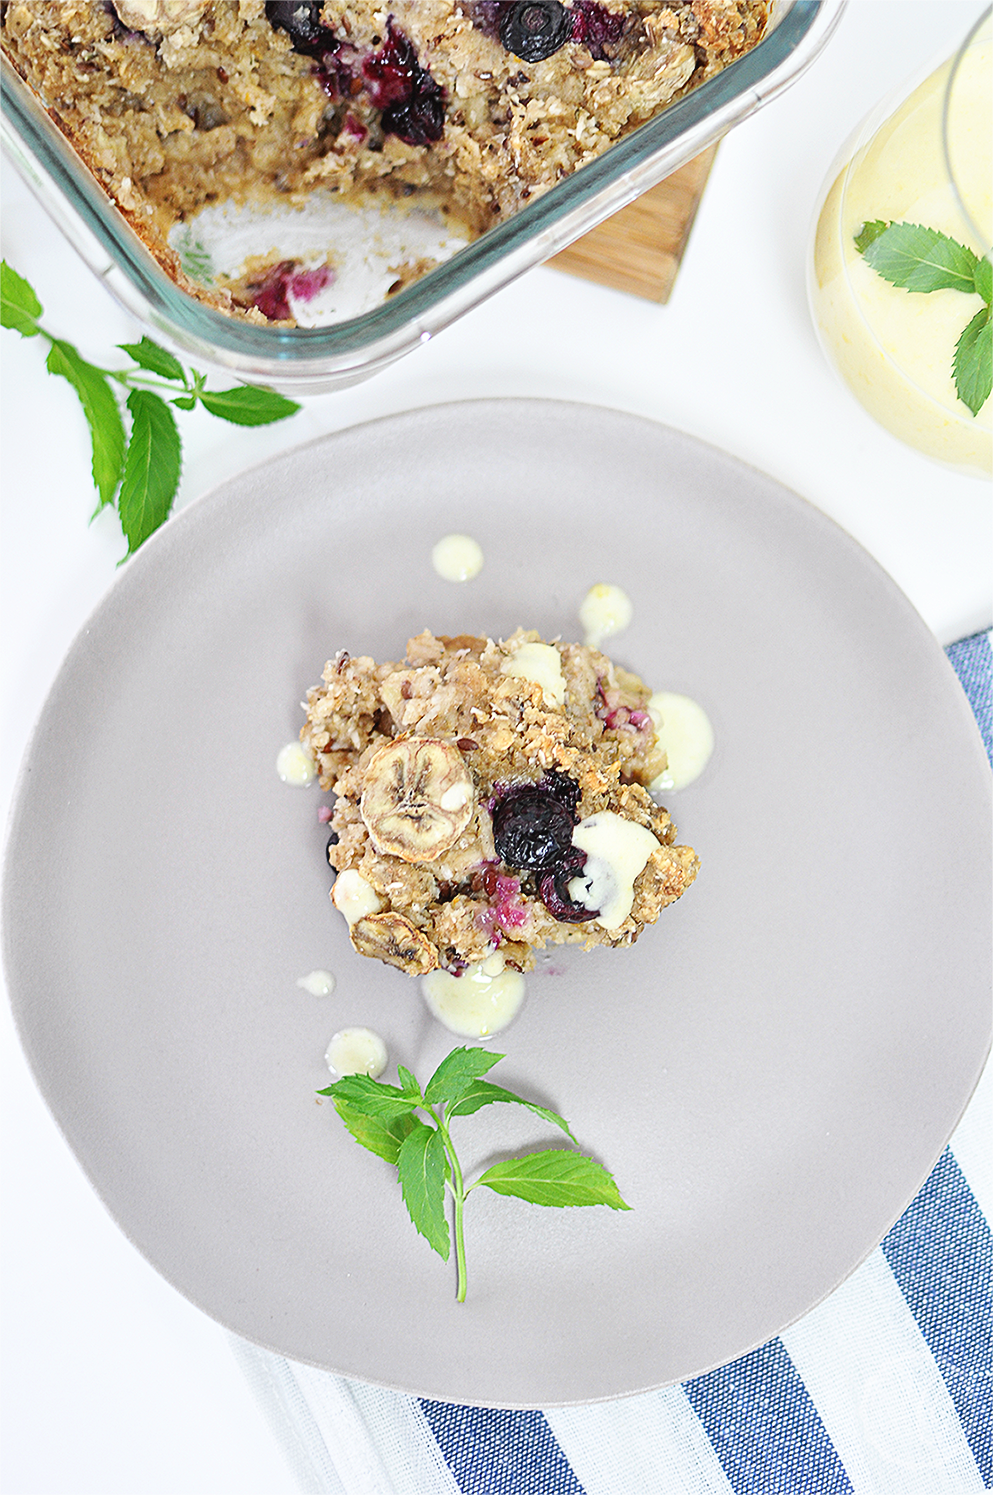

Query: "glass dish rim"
<box><xmin>1</xmin><ymin>0</ymin><xmax>844</xmax><ymax>383</ymax></box>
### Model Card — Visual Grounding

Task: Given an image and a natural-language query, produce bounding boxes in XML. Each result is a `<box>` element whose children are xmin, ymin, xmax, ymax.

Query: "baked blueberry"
<box><xmin>265</xmin><ymin>2</ymin><xmax>337</xmax><ymax>58</ymax></box>
<box><xmin>492</xmin><ymin>785</ymin><xmax>575</xmax><ymax>871</ymax></box>
<box><xmin>499</xmin><ymin>1</ymin><xmax>571</xmax><ymax>62</ymax></box>
<box><xmin>363</xmin><ymin>19</ymin><xmax>446</xmax><ymax>146</ymax></box>
<box><xmin>542</xmin><ymin>769</ymin><xmax>581</xmax><ymax>817</ymax></box>
<box><xmin>538</xmin><ymin>854</ymin><xmax>599</xmax><ymax>923</ymax></box>
<box><xmin>569</xmin><ymin>1</ymin><xmax>626</xmax><ymax>60</ymax></box>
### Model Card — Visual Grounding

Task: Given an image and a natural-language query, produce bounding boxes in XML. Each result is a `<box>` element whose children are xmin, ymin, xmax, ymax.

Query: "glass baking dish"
<box><xmin>1</xmin><ymin>1</ymin><xmax>844</xmax><ymax>394</ymax></box>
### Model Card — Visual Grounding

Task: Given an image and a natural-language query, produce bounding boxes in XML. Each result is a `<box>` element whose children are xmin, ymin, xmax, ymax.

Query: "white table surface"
<box><xmin>2</xmin><ymin>4</ymin><xmax>990</xmax><ymax>1491</ymax></box>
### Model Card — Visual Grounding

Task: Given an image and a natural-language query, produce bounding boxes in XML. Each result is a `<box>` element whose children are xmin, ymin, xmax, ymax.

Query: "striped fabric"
<box><xmin>233</xmin><ymin>630</ymin><xmax>992</xmax><ymax>1495</ymax></box>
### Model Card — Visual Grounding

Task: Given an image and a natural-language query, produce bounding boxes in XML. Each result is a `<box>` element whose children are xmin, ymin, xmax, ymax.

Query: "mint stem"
<box><xmin>27</xmin><ymin>325</ymin><xmax>187</xmax><ymax>394</ymax></box>
<box><xmin>452</xmin><ymin>1173</ymin><xmax>469</xmax><ymax>1303</ymax></box>
<box><xmin>432</xmin><ymin>1105</ymin><xmax>470</xmax><ymax>1302</ymax></box>
<box><xmin>105</xmin><ymin>370</ymin><xmax>190</xmax><ymax>395</ymax></box>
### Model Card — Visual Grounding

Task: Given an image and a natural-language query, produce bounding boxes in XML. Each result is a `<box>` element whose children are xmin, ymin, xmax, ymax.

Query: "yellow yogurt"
<box><xmin>421</xmin><ymin>953</ymin><xmax>526</xmax><ymax>1037</ymax></box>
<box><xmin>810</xmin><ymin>30</ymin><xmax>991</xmax><ymax>475</ymax></box>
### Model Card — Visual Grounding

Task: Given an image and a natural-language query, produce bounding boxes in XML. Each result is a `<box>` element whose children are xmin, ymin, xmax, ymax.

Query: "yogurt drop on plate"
<box><xmin>276</xmin><ymin>740</ymin><xmax>316</xmax><ymax>785</ymax></box>
<box><xmin>432</xmin><ymin>534</ymin><xmax>484</xmax><ymax>582</ymax></box>
<box><xmin>578</xmin><ymin>584</ymin><xmax>633</xmax><ymax>648</ymax></box>
<box><xmin>325</xmin><ymin>1027</ymin><xmax>388</xmax><ymax>1078</ymax></box>
<box><xmin>421</xmin><ymin>952</ymin><xmax>526</xmax><ymax>1037</ymax></box>
<box><xmin>297</xmin><ymin>969</ymin><xmax>336</xmax><ymax>996</ymax></box>
<box><xmin>648</xmin><ymin>692</ymin><xmax>715</xmax><ymax>791</ymax></box>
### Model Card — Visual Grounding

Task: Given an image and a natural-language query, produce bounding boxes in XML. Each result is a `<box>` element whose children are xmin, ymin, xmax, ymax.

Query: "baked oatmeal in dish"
<box><xmin>2</xmin><ymin>1</ymin><xmax>769</xmax><ymax>322</ymax></box>
<box><xmin>301</xmin><ymin>629</ymin><xmax>699</xmax><ymax>976</ymax></box>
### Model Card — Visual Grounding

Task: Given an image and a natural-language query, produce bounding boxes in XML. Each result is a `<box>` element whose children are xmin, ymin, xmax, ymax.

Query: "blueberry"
<box><xmin>569</xmin><ymin>1</ymin><xmax>626</xmax><ymax>60</ymax></box>
<box><xmin>538</xmin><ymin>854</ymin><xmax>599</xmax><ymax>923</ymax></box>
<box><xmin>493</xmin><ymin>788</ymin><xmax>574</xmax><ymax>871</ymax></box>
<box><xmin>265</xmin><ymin>1</ymin><xmax>337</xmax><ymax>58</ymax></box>
<box><xmin>490</xmin><ymin>772</ymin><xmax>596</xmax><ymax>921</ymax></box>
<box><xmin>382</xmin><ymin>86</ymin><xmax>446</xmax><ymax>148</ymax></box>
<box><xmin>362</xmin><ymin>20</ymin><xmax>445</xmax><ymax>145</ymax></box>
<box><xmin>246</xmin><ymin>259</ymin><xmax>297</xmax><ymax>321</ymax></box>
<box><xmin>542</xmin><ymin>769</ymin><xmax>581</xmax><ymax>817</ymax></box>
<box><xmin>500</xmin><ymin>1</ymin><xmax>571</xmax><ymax>62</ymax></box>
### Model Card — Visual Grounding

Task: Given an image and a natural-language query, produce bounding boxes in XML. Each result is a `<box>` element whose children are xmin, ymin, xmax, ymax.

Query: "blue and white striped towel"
<box><xmin>233</xmin><ymin>630</ymin><xmax>992</xmax><ymax>1495</ymax></box>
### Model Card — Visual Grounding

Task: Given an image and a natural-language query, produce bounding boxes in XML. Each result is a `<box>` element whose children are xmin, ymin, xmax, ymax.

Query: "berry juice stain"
<box><xmin>265</xmin><ymin>4</ymin><xmax>444</xmax><ymax>142</ymax></box>
<box><xmin>363</xmin><ymin>19</ymin><xmax>446</xmax><ymax>145</ymax></box>
<box><xmin>568</xmin><ymin>1</ymin><xmax>626</xmax><ymax>59</ymax></box>
<box><xmin>249</xmin><ymin>260</ymin><xmax>334</xmax><ymax>321</ymax></box>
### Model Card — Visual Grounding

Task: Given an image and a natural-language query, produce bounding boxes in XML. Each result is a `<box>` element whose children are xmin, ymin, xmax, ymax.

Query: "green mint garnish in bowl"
<box><xmin>854</xmin><ymin>220</ymin><xmax>992</xmax><ymax>416</ymax></box>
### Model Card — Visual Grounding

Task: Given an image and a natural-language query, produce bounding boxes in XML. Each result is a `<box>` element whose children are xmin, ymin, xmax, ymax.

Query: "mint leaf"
<box><xmin>423</xmin><ymin>1046</ymin><xmax>504</xmax><ymax>1105</ymax></box>
<box><xmin>475</xmin><ymin>1150</ymin><xmax>631</xmax><ymax>1210</ymax></box>
<box><xmin>953</xmin><ymin>304</ymin><xmax>992</xmax><ymax>416</ymax></box>
<box><xmin>117</xmin><ymin>390</ymin><xmax>182</xmax><ymax>555</ymax></box>
<box><xmin>854</xmin><ymin>223</ymin><xmax>991</xmax><ymax>417</ymax></box>
<box><xmin>447</xmin><ymin>1079</ymin><xmax>576</xmax><ymax>1142</ymax></box>
<box><xmin>332</xmin><ymin>1100</ymin><xmax>418</xmax><ymax>1165</ymax></box>
<box><xmin>171</xmin><ymin>395</ymin><xmax>198</xmax><ymax>410</ymax></box>
<box><xmin>119</xmin><ymin>336</ymin><xmax>185</xmax><ymax>383</ymax></box>
<box><xmin>397</xmin><ymin>1122</ymin><xmax>450</xmax><ymax>1259</ymax></box>
<box><xmin>0</xmin><ymin>261</ymin><xmax>43</xmax><ymax>336</ymax></box>
<box><xmin>319</xmin><ymin>1073</ymin><xmax>419</xmax><ymax>1121</ymax></box>
<box><xmin>199</xmin><ymin>385</ymin><xmax>300</xmax><ymax>426</ymax></box>
<box><xmin>856</xmin><ymin>221</ymin><xmax>979</xmax><ymax>294</ymax></box>
<box><xmin>174</xmin><ymin>228</ymin><xmax>215</xmax><ymax>283</ymax></box>
<box><xmin>397</xmin><ymin>1066</ymin><xmax>423</xmax><ymax>1103</ymax></box>
<box><xmin>46</xmin><ymin>339</ymin><xmax>126</xmax><ymax>509</ymax></box>
<box><xmin>853</xmin><ymin>220</ymin><xmax>889</xmax><ymax>255</ymax></box>
<box><xmin>974</xmin><ymin>254</ymin><xmax>992</xmax><ymax>306</ymax></box>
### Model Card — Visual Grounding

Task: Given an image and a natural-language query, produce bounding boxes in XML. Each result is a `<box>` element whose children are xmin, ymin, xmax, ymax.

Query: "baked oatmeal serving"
<box><xmin>301</xmin><ymin>629</ymin><xmax>699</xmax><ymax>976</ymax></box>
<box><xmin>2</xmin><ymin>1</ymin><xmax>769</xmax><ymax>321</ymax></box>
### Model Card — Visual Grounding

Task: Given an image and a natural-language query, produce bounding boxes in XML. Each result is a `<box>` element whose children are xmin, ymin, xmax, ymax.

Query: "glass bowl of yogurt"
<box><xmin>808</xmin><ymin>7</ymin><xmax>992</xmax><ymax>476</ymax></box>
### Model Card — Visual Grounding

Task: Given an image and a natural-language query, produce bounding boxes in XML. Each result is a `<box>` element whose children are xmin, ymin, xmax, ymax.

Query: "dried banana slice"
<box><xmin>350</xmin><ymin>912</ymin><xmax>438</xmax><ymax>975</ymax></box>
<box><xmin>359</xmin><ymin>738</ymin><xmax>475</xmax><ymax>862</ymax></box>
<box><xmin>113</xmin><ymin>0</ymin><xmax>209</xmax><ymax>36</ymax></box>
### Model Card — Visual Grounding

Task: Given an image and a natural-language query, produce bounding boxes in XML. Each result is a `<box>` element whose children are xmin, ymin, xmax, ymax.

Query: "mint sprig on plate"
<box><xmin>1</xmin><ymin>261</ymin><xmax>300</xmax><ymax>557</ymax></box>
<box><xmin>854</xmin><ymin>221</ymin><xmax>992</xmax><ymax>415</ymax></box>
<box><xmin>320</xmin><ymin>1046</ymin><xmax>630</xmax><ymax>1302</ymax></box>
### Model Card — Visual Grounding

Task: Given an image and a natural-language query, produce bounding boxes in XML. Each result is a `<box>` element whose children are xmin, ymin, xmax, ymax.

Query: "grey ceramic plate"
<box><xmin>4</xmin><ymin>400</ymin><xmax>990</xmax><ymax>1408</ymax></box>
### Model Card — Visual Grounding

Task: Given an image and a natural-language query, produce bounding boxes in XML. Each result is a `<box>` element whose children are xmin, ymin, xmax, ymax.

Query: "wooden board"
<box><xmin>549</xmin><ymin>145</ymin><xmax>718</xmax><ymax>303</ymax></box>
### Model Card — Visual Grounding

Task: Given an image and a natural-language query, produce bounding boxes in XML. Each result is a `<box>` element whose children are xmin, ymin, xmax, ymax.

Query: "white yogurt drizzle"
<box><xmin>421</xmin><ymin>951</ymin><xmax>526</xmax><ymax>1037</ymax></box>
<box><xmin>578</xmin><ymin>584</ymin><xmax>633</xmax><ymax>648</ymax></box>
<box><xmin>331</xmin><ymin>870</ymin><xmax>383</xmax><ymax>925</ymax></box>
<box><xmin>432</xmin><ymin>534</ymin><xmax>484</xmax><ymax>582</ymax></box>
<box><xmin>325</xmin><ymin>1027</ymin><xmax>388</xmax><ymax>1078</ymax></box>
<box><xmin>276</xmin><ymin>740</ymin><xmax>316</xmax><ymax>786</ymax></box>
<box><xmin>647</xmin><ymin>692</ymin><xmax>715</xmax><ymax>792</ymax></box>
<box><xmin>297</xmin><ymin>969</ymin><xmax>336</xmax><ymax>996</ymax></box>
<box><xmin>500</xmin><ymin>641</ymin><xmax>566</xmax><ymax>708</ymax></box>
<box><xmin>568</xmin><ymin>811</ymin><xmax>661</xmax><ymax>929</ymax></box>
